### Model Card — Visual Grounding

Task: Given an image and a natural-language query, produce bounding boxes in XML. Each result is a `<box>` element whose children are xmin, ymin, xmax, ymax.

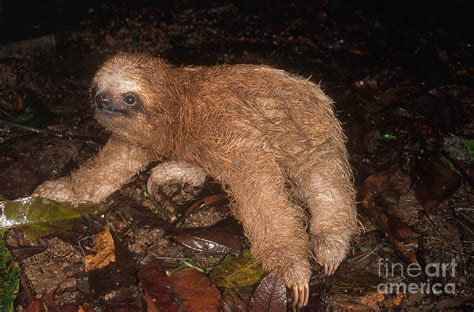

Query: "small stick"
<box><xmin>0</xmin><ymin>119</ymin><xmax>48</xmax><ymax>134</ymax></box>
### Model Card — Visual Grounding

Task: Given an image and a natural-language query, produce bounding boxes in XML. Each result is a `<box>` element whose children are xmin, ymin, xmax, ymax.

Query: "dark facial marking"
<box><xmin>90</xmin><ymin>86</ymin><xmax>98</xmax><ymax>100</ymax></box>
<box><xmin>94</xmin><ymin>91</ymin><xmax>129</xmax><ymax>115</ymax></box>
<box><xmin>123</xmin><ymin>93</ymin><xmax>138</xmax><ymax>107</ymax></box>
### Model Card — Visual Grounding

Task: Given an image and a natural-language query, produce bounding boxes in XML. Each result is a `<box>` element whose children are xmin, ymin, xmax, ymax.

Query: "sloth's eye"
<box><xmin>124</xmin><ymin>94</ymin><xmax>137</xmax><ymax>106</ymax></box>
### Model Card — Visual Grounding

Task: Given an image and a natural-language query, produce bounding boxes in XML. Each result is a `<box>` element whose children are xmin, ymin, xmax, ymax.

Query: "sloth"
<box><xmin>34</xmin><ymin>52</ymin><xmax>357</xmax><ymax>306</ymax></box>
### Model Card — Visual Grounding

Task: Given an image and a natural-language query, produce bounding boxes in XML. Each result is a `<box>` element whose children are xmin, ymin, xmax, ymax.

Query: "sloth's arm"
<box><xmin>34</xmin><ymin>136</ymin><xmax>153</xmax><ymax>203</ymax></box>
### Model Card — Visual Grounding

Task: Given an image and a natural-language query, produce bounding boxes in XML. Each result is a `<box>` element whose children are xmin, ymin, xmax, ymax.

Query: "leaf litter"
<box><xmin>1</xmin><ymin>1</ymin><xmax>474</xmax><ymax>310</ymax></box>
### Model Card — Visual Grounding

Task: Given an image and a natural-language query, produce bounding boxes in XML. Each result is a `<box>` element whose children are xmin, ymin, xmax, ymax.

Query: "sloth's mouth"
<box><xmin>96</xmin><ymin>107</ymin><xmax>128</xmax><ymax>115</ymax></box>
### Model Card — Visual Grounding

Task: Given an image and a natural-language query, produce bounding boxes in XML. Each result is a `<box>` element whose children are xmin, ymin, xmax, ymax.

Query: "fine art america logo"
<box><xmin>377</xmin><ymin>258</ymin><xmax>457</xmax><ymax>295</ymax></box>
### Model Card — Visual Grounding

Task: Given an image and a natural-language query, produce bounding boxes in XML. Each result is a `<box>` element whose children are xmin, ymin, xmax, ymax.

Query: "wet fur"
<box><xmin>34</xmin><ymin>53</ymin><xmax>357</xmax><ymax>304</ymax></box>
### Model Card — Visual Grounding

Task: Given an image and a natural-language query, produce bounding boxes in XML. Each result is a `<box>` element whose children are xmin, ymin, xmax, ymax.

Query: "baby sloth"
<box><xmin>34</xmin><ymin>53</ymin><xmax>357</xmax><ymax>306</ymax></box>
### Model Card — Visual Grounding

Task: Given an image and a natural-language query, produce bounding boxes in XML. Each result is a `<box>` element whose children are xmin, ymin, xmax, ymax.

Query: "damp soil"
<box><xmin>0</xmin><ymin>1</ymin><xmax>473</xmax><ymax>311</ymax></box>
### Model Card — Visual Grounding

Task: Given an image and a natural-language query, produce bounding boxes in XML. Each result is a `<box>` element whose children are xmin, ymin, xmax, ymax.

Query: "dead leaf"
<box><xmin>137</xmin><ymin>267</ymin><xmax>179</xmax><ymax>312</ymax></box>
<box><xmin>84</xmin><ymin>226</ymin><xmax>116</xmax><ymax>272</ymax></box>
<box><xmin>359</xmin><ymin>169</ymin><xmax>419</xmax><ymax>264</ymax></box>
<box><xmin>332</xmin><ymin>294</ymin><xmax>377</xmax><ymax>311</ymax></box>
<box><xmin>25</xmin><ymin>300</ymin><xmax>44</xmax><ymax>312</ymax></box>
<box><xmin>170</xmin><ymin>269</ymin><xmax>222</xmax><ymax>312</ymax></box>
<box><xmin>350</xmin><ymin>47</ymin><xmax>366</xmax><ymax>56</ymax></box>
<box><xmin>328</xmin><ymin>265</ymin><xmax>389</xmax><ymax>310</ymax></box>
<box><xmin>183</xmin><ymin>192</ymin><xmax>228</xmax><ymax>220</ymax></box>
<box><xmin>414</xmin><ymin>156</ymin><xmax>462</xmax><ymax>212</ymax></box>
<box><xmin>222</xmin><ymin>287</ymin><xmax>252</xmax><ymax>312</ymax></box>
<box><xmin>359</xmin><ymin>292</ymin><xmax>385</xmax><ymax>308</ymax></box>
<box><xmin>247</xmin><ymin>272</ymin><xmax>287</xmax><ymax>312</ymax></box>
<box><xmin>174</xmin><ymin>218</ymin><xmax>244</xmax><ymax>254</ymax></box>
<box><xmin>88</xmin><ymin>237</ymin><xmax>137</xmax><ymax>297</ymax></box>
<box><xmin>24</xmin><ymin>293</ymin><xmax>77</xmax><ymax>312</ymax></box>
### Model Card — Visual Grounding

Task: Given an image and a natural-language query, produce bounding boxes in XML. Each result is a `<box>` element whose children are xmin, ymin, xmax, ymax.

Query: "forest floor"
<box><xmin>0</xmin><ymin>1</ymin><xmax>473</xmax><ymax>311</ymax></box>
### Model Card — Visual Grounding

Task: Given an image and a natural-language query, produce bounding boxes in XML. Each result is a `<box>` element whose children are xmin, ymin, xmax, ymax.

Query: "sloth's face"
<box><xmin>89</xmin><ymin>53</ymin><xmax>169</xmax><ymax>141</ymax></box>
<box><xmin>90</xmin><ymin>81</ymin><xmax>146</xmax><ymax>138</ymax></box>
<box><xmin>91</xmin><ymin>86</ymin><xmax>143</xmax><ymax>118</ymax></box>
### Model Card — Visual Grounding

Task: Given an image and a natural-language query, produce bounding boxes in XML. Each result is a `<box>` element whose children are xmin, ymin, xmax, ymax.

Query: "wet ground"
<box><xmin>0</xmin><ymin>1</ymin><xmax>473</xmax><ymax>311</ymax></box>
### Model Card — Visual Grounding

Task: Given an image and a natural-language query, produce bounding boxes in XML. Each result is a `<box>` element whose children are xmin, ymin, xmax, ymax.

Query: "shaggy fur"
<box><xmin>34</xmin><ymin>53</ymin><xmax>357</xmax><ymax>306</ymax></box>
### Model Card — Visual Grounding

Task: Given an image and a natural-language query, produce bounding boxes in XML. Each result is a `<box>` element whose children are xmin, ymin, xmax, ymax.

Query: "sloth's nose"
<box><xmin>95</xmin><ymin>92</ymin><xmax>112</xmax><ymax>109</ymax></box>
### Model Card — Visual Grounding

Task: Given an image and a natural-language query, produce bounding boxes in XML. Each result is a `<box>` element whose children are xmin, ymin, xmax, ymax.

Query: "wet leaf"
<box><xmin>182</xmin><ymin>192</ymin><xmax>228</xmax><ymax>220</ymax></box>
<box><xmin>359</xmin><ymin>169</ymin><xmax>419</xmax><ymax>264</ymax></box>
<box><xmin>209</xmin><ymin>250</ymin><xmax>266</xmax><ymax>288</ymax></box>
<box><xmin>137</xmin><ymin>267</ymin><xmax>179</xmax><ymax>312</ymax></box>
<box><xmin>174</xmin><ymin>218</ymin><xmax>244</xmax><ymax>254</ymax></box>
<box><xmin>414</xmin><ymin>157</ymin><xmax>462</xmax><ymax>212</ymax></box>
<box><xmin>331</xmin><ymin>265</ymin><xmax>382</xmax><ymax>295</ymax></box>
<box><xmin>357</xmin><ymin>246</ymin><xmax>371</xmax><ymax>253</ymax></box>
<box><xmin>0</xmin><ymin>197</ymin><xmax>107</xmax><ymax>229</ymax></box>
<box><xmin>10</xmin><ymin>246</ymin><xmax>46</xmax><ymax>260</ymax></box>
<box><xmin>247</xmin><ymin>272</ymin><xmax>286</xmax><ymax>312</ymax></box>
<box><xmin>0</xmin><ymin>240</ymin><xmax>20</xmax><ymax>312</ymax></box>
<box><xmin>84</xmin><ymin>226</ymin><xmax>116</xmax><ymax>272</ymax></box>
<box><xmin>381</xmin><ymin>133</ymin><xmax>397</xmax><ymax>141</ymax></box>
<box><xmin>88</xmin><ymin>237</ymin><xmax>137</xmax><ymax>297</ymax></box>
<box><xmin>328</xmin><ymin>265</ymin><xmax>395</xmax><ymax>310</ymax></box>
<box><xmin>170</xmin><ymin>269</ymin><xmax>222</xmax><ymax>312</ymax></box>
<box><xmin>25</xmin><ymin>293</ymin><xmax>77</xmax><ymax>312</ymax></box>
<box><xmin>461</xmin><ymin>138</ymin><xmax>474</xmax><ymax>160</ymax></box>
<box><xmin>222</xmin><ymin>287</ymin><xmax>252</xmax><ymax>312</ymax></box>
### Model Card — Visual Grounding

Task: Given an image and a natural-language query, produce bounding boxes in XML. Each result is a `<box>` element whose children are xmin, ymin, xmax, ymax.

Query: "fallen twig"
<box><xmin>0</xmin><ymin>119</ymin><xmax>48</xmax><ymax>134</ymax></box>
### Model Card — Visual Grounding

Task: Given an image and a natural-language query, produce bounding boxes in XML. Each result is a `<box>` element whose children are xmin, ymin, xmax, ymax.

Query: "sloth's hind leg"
<box><xmin>291</xmin><ymin>151</ymin><xmax>357</xmax><ymax>276</ymax></box>
<box><xmin>147</xmin><ymin>161</ymin><xmax>207</xmax><ymax>192</ymax></box>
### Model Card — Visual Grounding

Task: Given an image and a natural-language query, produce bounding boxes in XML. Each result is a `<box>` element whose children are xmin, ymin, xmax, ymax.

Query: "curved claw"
<box><xmin>146</xmin><ymin>176</ymin><xmax>156</xmax><ymax>196</ymax></box>
<box><xmin>292</xmin><ymin>283</ymin><xmax>309</xmax><ymax>307</ymax></box>
<box><xmin>323</xmin><ymin>263</ymin><xmax>338</xmax><ymax>276</ymax></box>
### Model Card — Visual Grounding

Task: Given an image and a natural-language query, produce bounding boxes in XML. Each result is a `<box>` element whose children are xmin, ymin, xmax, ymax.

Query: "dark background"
<box><xmin>1</xmin><ymin>0</ymin><xmax>472</xmax><ymax>44</ymax></box>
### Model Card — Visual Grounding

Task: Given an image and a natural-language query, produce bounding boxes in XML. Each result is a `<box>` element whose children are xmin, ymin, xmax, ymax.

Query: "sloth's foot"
<box><xmin>33</xmin><ymin>177</ymin><xmax>77</xmax><ymax>203</ymax></box>
<box><xmin>312</xmin><ymin>231</ymin><xmax>349</xmax><ymax>276</ymax></box>
<box><xmin>273</xmin><ymin>258</ymin><xmax>311</xmax><ymax>307</ymax></box>
<box><xmin>147</xmin><ymin>161</ymin><xmax>207</xmax><ymax>194</ymax></box>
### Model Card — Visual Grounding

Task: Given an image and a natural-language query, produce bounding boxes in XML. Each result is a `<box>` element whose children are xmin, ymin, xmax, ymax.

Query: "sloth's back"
<box><xmin>178</xmin><ymin>64</ymin><xmax>346</xmax><ymax>163</ymax></box>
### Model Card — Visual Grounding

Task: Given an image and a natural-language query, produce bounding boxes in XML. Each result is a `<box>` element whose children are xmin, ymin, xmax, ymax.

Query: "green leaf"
<box><xmin>0</xmin><ymin>240</ymin><xmax>20</xmax><ymax>312</ymax></box>
<box><xmin>358</xmin><ymin>246</ymin><xmax>371</xmax><ymax>253</ymax></box>
<box><xmin>461</xmin><ymin>138</ymin><xmax>474</xmax><ymax>161</ymax></box>
<box><xmin>381</xmin><ymin>133</ymin><xmax>397</xmax><ymax>141</ymax></box>
<box><xmin>0</xmin><ymin>197</ymin><xmax>108</xmax><ymax>230</ymax></box>
<box><xmin>439</xmin><ymin>155</ymin><xmax>460</xmax><ymax>175</ymax></box>
<box><xmin>209</xmin><ymin>250</ymin><xmax>266</xmax><ymax>288</ymax></box>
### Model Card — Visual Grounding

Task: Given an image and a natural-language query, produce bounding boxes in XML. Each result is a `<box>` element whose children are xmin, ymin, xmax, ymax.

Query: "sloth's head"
<box><xmin>91</xmin><ymin>52</ymin><xmax>177</xmax><ymax>142</ymax></box>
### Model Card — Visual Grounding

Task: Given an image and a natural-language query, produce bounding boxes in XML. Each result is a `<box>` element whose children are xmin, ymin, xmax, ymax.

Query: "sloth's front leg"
<box><xmin>146</xmin><ymin>161</ymin><xmax>208</xmax><ymax>192</ymax></box>
<box><xmin>34</xmin><ymin>137</ymin><xmax>153</xmax><ymax>203</ymax></box>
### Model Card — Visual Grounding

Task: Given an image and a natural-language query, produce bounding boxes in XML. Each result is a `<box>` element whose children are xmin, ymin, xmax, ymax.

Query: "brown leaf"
<box><xmin>24</xmin><ymin>293</ymin><xmax>77</xmax><ymax>312</ymax></box>
<box><xmin>137</xmin><ymin>267</ymin><xmax>179</xmax><ymax>312</ymax></box>
<box><xmin>222</xmin><ymin>287</ymin><xmax>252</xmax><ymax>312</ymax></box>
<box><xmin>170</xmin><ymin>269</ymin><xmax>222</xmax><ymax>312</ymax></box>
<box><xmin>88</xmin><ymin>232</ymin><xmax>137</xmax><ymax>298</ymax></box>
<box><xmin>414</xmin><ymin>157</ymin><xmax>462</xmax><ymax>212</ymax></box>
<box><xmin>84</xmin><ymin>226</ymin><xmax>116</xmax><ymax>272</ymax></box>
<box><xmin>174</xmin><ymin>218</ymin><xmax>244</xmax><ymax>254</ymax></box>
<box><xmin>10</xmin><ymin>246</ymin><xmax>46</xmax><ymax>260</ymax></box>
<box><xmin>247</xmin><ymin>272</ymin><xmax>287</xmax><ymax>312</ymax></box>
<box><xmin>25</xmin><ymin>300</ymin><xmax>45</xmax><ymax>312</ymax></box>
<box><xmin>183</xmin><ymin>192</ymin><xmax>228</xmax><ymax>220</ymax></box>
<box><xmin>359</xmin><ymin>169</ymin><xmax>419</xmax><ymax>264</ymax></box>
